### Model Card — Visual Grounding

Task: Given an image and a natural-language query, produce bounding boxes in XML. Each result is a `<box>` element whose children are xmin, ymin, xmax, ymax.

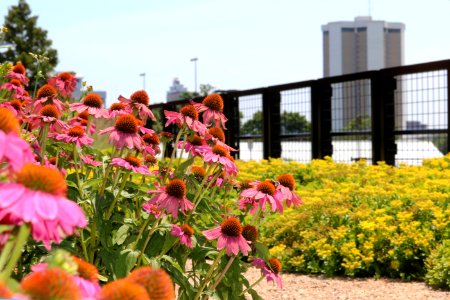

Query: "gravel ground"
<box><xmin>244</xmin><ymin>268</ymin><xmax>450</xmax><ymax>300</ymax></box>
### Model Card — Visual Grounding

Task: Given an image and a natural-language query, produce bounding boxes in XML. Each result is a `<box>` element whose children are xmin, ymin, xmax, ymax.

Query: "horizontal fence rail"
<box><xmin>149</xmin><ymin>59</ymin><xmax>450</xmax><ymax>166</ymax></box>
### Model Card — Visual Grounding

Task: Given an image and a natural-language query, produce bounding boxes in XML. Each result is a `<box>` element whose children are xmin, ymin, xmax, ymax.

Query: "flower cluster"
<box><xmin>0</xmin><ymin>62</ymin><xmax>289</xmax><ymax>299</ymax></box>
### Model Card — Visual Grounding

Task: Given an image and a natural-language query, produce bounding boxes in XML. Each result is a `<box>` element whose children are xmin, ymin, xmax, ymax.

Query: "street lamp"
<box><xmin>139</xmin><ymin>72</ymin><xmax>146</xmax><ymax>90</ymax></box>
<box><xmin>190</xmin><ymin>57</ymin><xmax>198</xmax><ymax>93</ymax></box>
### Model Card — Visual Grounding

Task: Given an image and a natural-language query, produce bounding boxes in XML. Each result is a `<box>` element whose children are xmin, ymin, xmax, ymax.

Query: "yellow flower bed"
<box><xmin>236</xmin><ymin>155</ymin><xmax>450</xmax><ymax>279</ymax></box>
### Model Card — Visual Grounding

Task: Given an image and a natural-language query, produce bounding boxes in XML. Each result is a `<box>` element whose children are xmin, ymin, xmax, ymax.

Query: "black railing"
<box><xmin>148</xmin><ymin>59</ymin><xmax>450</xmax><ymax>166</ymax></box>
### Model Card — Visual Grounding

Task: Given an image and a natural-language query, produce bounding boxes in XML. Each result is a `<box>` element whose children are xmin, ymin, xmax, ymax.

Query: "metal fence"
<box><xmin>148</xmin><ymin>59</ymin><xmax>450</xmax><ymax>165</ymax></box>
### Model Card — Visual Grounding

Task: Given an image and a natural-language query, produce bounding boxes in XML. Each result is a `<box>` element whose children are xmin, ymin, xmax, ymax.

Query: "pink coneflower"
<box><xmin>48</xmin><ymin>126</ymin><xmax>94</xmax><ymax>148</ymax></box>
<box><xmin>99</xmin><ymin>114</ymin><xmax>144</xmax><ymax>150</ymax></box>
<box><xmin>70</xmin><ymin>93</ymin><xmax>109</xmax><ymax>118</ymax></box>
<box><xmin>202</xmin><ymin>145</ymin><xmax>238</xmax><ymax>176</ymax></box>
<box><xmin>251</xmin><ymin>258</ymin><xmax>283</xmax><ymax>288</ymax></box>
<box><xmin>142</xmin><ymin>133</ymin><xmax>160</xmax><ymax>156</ymax></box>
<box><xmin>27</xmin><ymin>104</ymin><xmax>69</xmax><ymax>132</ymax></box>
<box><xmin>5</xmin><ymin>62</ymin><xmax>29</xmax><ymax>86</ymax></box>
<box><xmin>118</xmin><ymin>90</ymin><xmax>156</xmax><ymax>122</ymax></box>
<box><xmin>0</xmin><ymin>164</ymin><xmax>87</xmax><ymax>249</ymax></box>
<box><xmin>72</xmin><ymin>256</ymin><xmax>101</xmax><ymax>298</ymax></box>
<box><xmin>240</xmin><ymin>180</ymin><xmax>284</xmax><ymax>213</ymax></box>
<box><xmin>32</xmin><ymin>84</ymin><xmax>66</xmax><ymax>114</ymax></box>
<box><xmin>171</xmin><ymin>224</ymin><xmax>194</xmax><ymax>249</ymax></box>
<box><xmin>206</xmin><ymin>126</ymin><xmax>237</xmax><ymax>152</ymax></box>
<box><xmin>203</xmin><ymin>217</ymin><xmax>251</xmax><ymax>256</ymax></box>
<box><xmin>277</xmin><ymin>174</ymin><xmax>303</xmax><ymax>208</ymax></box>
<box><xmin>107</xmin><ymin>102</ymin><xmax>132</xmax><ymax>119</ymax></box>
<box><xmin>48</xmin><ymin>72</ymin><xmax>77</xmax><ymax>97</ymax></box>
<box><xmin>1</xmin><ymin>79</ymin><xmax>26</xmax><ymax>95</ymax></box>
<box><xmin>112</xmin><ymin>156</ymin><xmax>151</xmax><ymax>175</ymax></box>
<box><xmin>80</xmin><ymin>154</ymin><xmax>102</xmax><ymax>167</ymax></box>
<box><xmin>0</xmin><ymin>108</ymin><xmax>35</xmax><ymax>172</ymax></box>
<box><xmin>142</xmin><ymin>203</ymin><xmax>164</xmax><ymax>219</ymax></box>
<box><xmin>177</xmin><ymin>134</ymin><xmax>208</xmax><ymax>157</ymax></box>
<box><xmin>145</xmin><ymin>179</ymin><xmax>194</xmax><ymax>219</ymax></box>
<box><xmin>68</xmin><ymin>111</ymin><xmax>96</xmax><ymax>135</ymax></box>
<box><xmin>192</xmin><ymin>94</ymin><xmax>228</xmax><ymax>128</ymax></box>
<box><xmin>164</xmin><ymin>104</ymin><xmax>207</xmax><ymax>136</ymax></box>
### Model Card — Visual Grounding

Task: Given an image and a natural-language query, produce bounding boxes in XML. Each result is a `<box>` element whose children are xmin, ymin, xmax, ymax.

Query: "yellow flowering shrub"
<box><xmin>236</xmin><ymin>155</ymin><xmax>450</xmax><ymax>279</ymax></box>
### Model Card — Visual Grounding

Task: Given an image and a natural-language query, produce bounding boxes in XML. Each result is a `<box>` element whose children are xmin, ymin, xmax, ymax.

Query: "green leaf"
<box><xmin>254</xmin><ymin>242</ymin><xmax>270</xmax><ymax>260</ymax></box>
<box><xmin>174</xmin><ymin>156</ymin><xmax>195</xmax><ymax>177</ymax></box>
<box><xmin>248</xmin><ymin>288</ymin><xmax>264</xmax><ymax>300</ymax></box>
<box><xmin>112</xmin><ymin>224</ymin><xmax>130</xmax><ymax>246</ymax></box>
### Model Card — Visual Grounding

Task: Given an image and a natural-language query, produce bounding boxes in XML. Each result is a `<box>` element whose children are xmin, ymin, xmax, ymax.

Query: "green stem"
<box><xmin>193</xmin><ymin>250</ymin><xmax>225</xmax><ymax>300</ymax></box>
<box><xmin>39</xmin><ymin>123</ymin><xmax>49</xmax><ymax>165</ymax></box>
<box><xmin>207</xmin><ymin>256</ymin><xmax>236</xmax><ymax>294</ymax></box>
<box><xmin>106</xmin><ymin>170</ymin><xmax>131</xmax><ymax>219</ymax></box>
<box><xmin>0</xmin><ymin>237</ymin><xmax>15</xmax><ymax>271</ymax></box>
<box><xmin>131</xmin><ymin>216</ymin><xmax>152</xmax><ymax>251</ymax></box>
<box><xmin>99</xmin><ymin>148</ymin><xmax>119</xmax><ymax>196</ymax></box>
<box><xmin>176</xmin><ymin>133</ymin><xmax>188</xmax><ymax>167</ymax></box>
<box><xmin>0</xmin><ymin>224</ymin><xmax>30</xmax><ymax>280</ymax></box>
<box><xmin>240</xmin><ymin>275</ymin><xmax>265</xmax><ymax>296</ymax></box>
<box><xmin>80</xmin><ymin>229</ymin><xmax>89</xmax><ymax>262</ymax></box>
<box><xmin>88</xmin><ymin>220</ymin><xmax>97</xmax><ymax>264</ymax></box>
<box><xmin>136</xmin><ymin>216</ymin><xmax>162</xmax><ymax>266</ymax></box>
<box><xmin>163</xmin><ymin>126</ymin><xmax>185</xmax><ymax>182</ymax></box>
<box><xmin>72</xmin><ymin>145</ymin><xmax>83</xmax><ymax>198</ymax></box>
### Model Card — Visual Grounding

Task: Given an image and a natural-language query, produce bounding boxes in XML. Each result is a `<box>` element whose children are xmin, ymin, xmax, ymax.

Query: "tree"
<box><xmin>180</xmin><ymin>83</ymin><xmax>215</xmax><ymax>100</ymax></box>
<box><xmin>0</xmin><ymin>0</ymin><xmax>58</xmax><ymax>90</ymax></box>
<box><xmin>240</xmin><ymin>110</ymin><xmax>311</xmax><ymax>136</ymax></box>
<box><xmin>343</xmin><ymin>114</ymin><xmax>371</xmax><ymax>131</ymax></box>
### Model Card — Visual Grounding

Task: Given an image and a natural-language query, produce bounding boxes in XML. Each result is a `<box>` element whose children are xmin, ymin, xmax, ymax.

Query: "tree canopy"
<box><xmin>0</xmin><ymin>0</ymin><xmax>58</xmax><ymax>89</ymax></box>
<box><xmin>240</xmin><ymin>110</ymin><xmax>311</xmax><ymax>136</ymax></box>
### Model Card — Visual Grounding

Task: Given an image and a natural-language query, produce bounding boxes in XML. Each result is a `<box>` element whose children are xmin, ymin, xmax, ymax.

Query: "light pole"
<box><xmin>139</xmin><ymin>73</ymin><xmax>146</xmax><ymax>91</ymax></box>
<box><xmin>190</xmin><ymin>57</ymin><xmax>198</xmax><ymax>93</ymax></box>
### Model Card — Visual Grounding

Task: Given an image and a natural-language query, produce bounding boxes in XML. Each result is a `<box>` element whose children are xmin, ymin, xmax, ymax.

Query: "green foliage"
<box><xmin>0</xmin><ymin>0</ymin><xmax>58</xmax><ymax>88</ymax></box>
<box><xmin>240</xmin><ymin>110</ymin><xmax>311</xmax><ymax>136</ymax></box>
<box><xmin>425</xmin><ymin>240</ymin><xmax>450</xmax><ymax>289</ymax></box>
<box><xmin>180</xmin><ymin>83</ymin><xmax>215</xmax><ymax>100</ymax></box>
<box><xmin>343</xmin><ymin>114</ymin><xmax>371</xmax><ymax>131</ymax></box>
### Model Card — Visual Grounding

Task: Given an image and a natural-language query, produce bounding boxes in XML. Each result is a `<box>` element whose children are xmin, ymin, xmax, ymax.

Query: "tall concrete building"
<box><xmin>322</xmin><ymin>17</ymin><xmax>405</xmax><ymax>131</ymax></box>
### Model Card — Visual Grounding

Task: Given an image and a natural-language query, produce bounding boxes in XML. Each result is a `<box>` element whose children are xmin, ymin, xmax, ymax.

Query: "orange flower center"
<box><xmin>144</xmin><ymin>155</ymin><xmax>157</xmax><ymax>165</ymax></box>
<box><xmin>180</xmin><ymin>105</ymin><xmax>198</xmax><ymax>120</ymax></box>
<box><xmin>126</xmin><ymin>267</ymin><xmax>175</xmax><ymax>300</ymax></box>
<box><xmin>181</xmin><ymin>224</ymin><xmax>194</xmax><ymax>237</ymax></box>
<box><xmin>187</xmin><ymin>134</ymin><xmax>202</xmax><ymax>146</ymax></box>
<box><xmin>165</xmin><ymin>179</ymin><xmax>186</xmax><ymax>199</ymax></box>
<box><xmin>59</xmin><ymin>72</ymin><xmax>73</xmax><ymax>82</ymax></box>
<box><xmin>48</xmin><ymin>157</ymin><xmax>57</xmax><ymax>165</ymax></box>
<box><xmin>12</xmin><ymin>63</ymin><xmax>26</xmax><ymax>75</ymax></box>
<box><xmin>208</xmin><ymin>127</ymin><xmax>225</xmax><ymax>142</ymax></box>
<box><xmin>0</xmin><ymin>281</ymin><xmax>13</xmax><ymax>298</ymax></box>
<box><xmin>160</xmin><ymin>131</ymin><xmax>173</xmax><ymax>139</ymax></box>
<box><xmin>39</xmin><ymin>104</ymin><xmax>60</xmax><ymax>119</ymax></box>
<box><xmin>212</xmin><ymin>145</ymin><xmax>229</xmax><ymax>157</ymax></box>
<box><xmin>78</xmin><ymin>111</ymin><xmax>89</xmax><ymax>120</ymax></box>
<box><xmin>20</xmin><ymin>268</ymin><xmax>81</xmax><ymax>300</ymax></box>
<box><xmin>98</xmin><ymin>279</ymin><xmax>149</xmax><ymax>300</ymax></box>
<box><xmin>10</xmin><ymin>99</ymin><xmax>22</xmax><ymax>111</ymax></box>
<box><xmin>240</xmin><ymin>179</ymin><xmax>252</xmax><ymax>190</ymax></box>
<box><xmin>191</xmin><ymin>166</ymin><xmax>206</xmax><ymax>179</ymax></box>
<box><xmin>37</xmin><ymin>84</ymin><xmax>57</xmax><ymax>98</ymax></box>
<box><xmin>110</xmin><ymin>103</ymin><xmax>126</xmax><ymax>111</ymax></box>
<box><xmin>220</xmin><ymin>217</ymin><xmax>243</xmax><ymax>237</ymax></box>
<box><xmin>115</xmin><ymin>114</ymin><xmax>138</xmax><ymax>134</ymax></box>
<box><xmin>16</xmin><ymin>164</ymin><xmax>67</xmax><ymax>196</ymax></box>
<box><xmin>130</xmin><ymin>90</ymin><xmax>149</xmax><ymax>105</ymax></box>
<box><xmin>68</xmin><ymin>126</ymin><xmax>85</xmax><ymax>137</ymax></box>
<box><xmin>202</xmin><ymin>94</ymin><xmax>224</xmax><ymax>112</ymax></box>
<box><xmin>277</xmin><ymin>174</ymin><xmax>295</xmax><ymax>191</ymax></box>
<box><xmin>143</xmin><ymin>133</ymin><xmax>160</xmax><ymax>145</ymax></box>
<box><xmin>83</xmin><ymin>93</ymin><xmax>103</xmax><ymax>108</ymax></box>
<box><xmin>257</xmin><ymin>180</ymin><xmax>275</xmax><ymax>196</ymax></box>
<box><xmin>72</xmin><ymin>256</ymin><xmax>99</xmax><ymax>283</ymax></box>
<box><xmin>124</xmin><ymin>155</ymin><xmax>141</xmax><ymax>167</ymax></box>
<box><xmin>10</xmin><ymin>79</ymin><xmax>21</xmax><ymax>87</ymax></box>
<box><xmin>0</xmin><ymin>107</ymin><xmax>20</xmax><ymax>134</ymax></box>
<box><xmin>268</xmin><ymin>258</ymin><xmax>282</xmax><ymax>274</ymax></box>
<box><xmin>242</xmin><ymin>225</ymin><xmax>258</xmax><ymax>242</ymax></box>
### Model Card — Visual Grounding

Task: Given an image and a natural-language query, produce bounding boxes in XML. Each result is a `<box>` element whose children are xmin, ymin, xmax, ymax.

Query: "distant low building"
<box><xmin>72</xmin><ymin>75</ymin><xmax>107</xmax><ymax>107</ymax></box>
<box><xmin>166</xmin><ymin>78</ymin><xmax>187</xmax><ymax>102</ymax></box>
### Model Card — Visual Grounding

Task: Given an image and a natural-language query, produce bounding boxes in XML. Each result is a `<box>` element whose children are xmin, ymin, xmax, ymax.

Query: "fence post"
<box><xmin>262</xmin><ymin>89</ymin><xmax>281</xmax><ymax>159</ymax></box>
<box><xmin>447</xmin><ymin>66</ymin><xmax>450</xmax><ymax>154</ymax></box>
<box><xmin>371</xmin><ymin>73</ymin><xmax>397</xmax><ymax>165</ymax></box>
<box><xmin>311</xmin><ymin>81</ymin><xmax>333</xmax><ymax>159</ymax></box>
<box><xmin>221</xmin><ymin>92</ymin><xmax>240</xmax><ymax>158</ymax></box>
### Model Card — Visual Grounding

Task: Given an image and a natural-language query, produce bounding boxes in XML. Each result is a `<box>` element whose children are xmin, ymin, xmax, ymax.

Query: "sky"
<box><xmin>1</xmin><ymin>0</ymin><xmax>450</xmax><ymax>107</ymax></box>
